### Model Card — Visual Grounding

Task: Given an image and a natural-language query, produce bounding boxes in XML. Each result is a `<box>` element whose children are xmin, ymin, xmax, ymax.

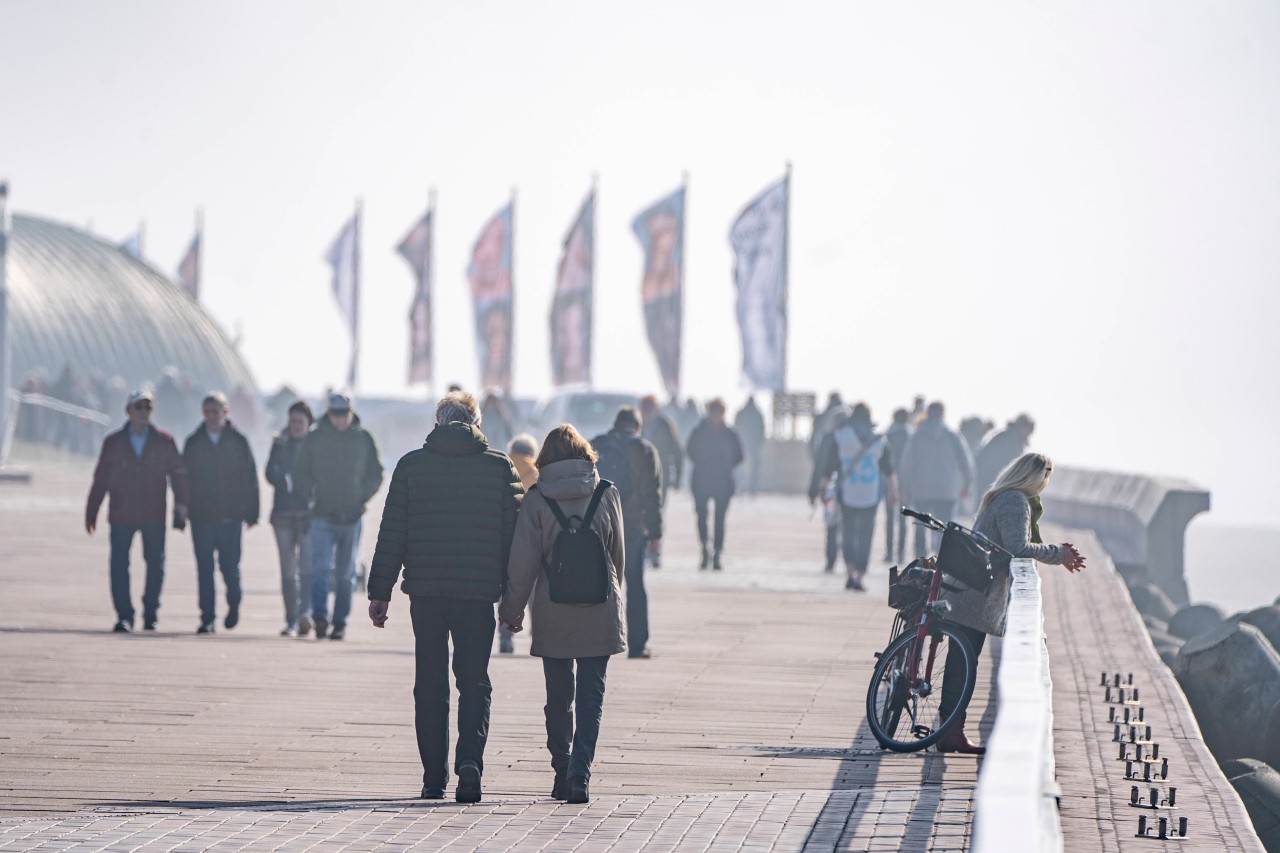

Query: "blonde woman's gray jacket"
<box><xmin>499</xmin><ymin>458</ymin><xmax>627</xmax><ymax>659</ymax></box>
<box><xmin>944</xmin><ymin>489</ymin><xmax>1066</xmax><ymax>636</ymax></box>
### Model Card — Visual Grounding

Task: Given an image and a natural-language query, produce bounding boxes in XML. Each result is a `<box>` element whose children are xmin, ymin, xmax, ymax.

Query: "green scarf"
<box><xmin>1028</xmin><ymin>495</ymin><xmax>1044</xmax><ymax>544</ymax></box>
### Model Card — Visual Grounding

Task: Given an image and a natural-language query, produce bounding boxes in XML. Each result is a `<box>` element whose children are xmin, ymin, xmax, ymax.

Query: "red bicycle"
<box><xmin>865</xmin><ymin>507</ymin><xmax>1007</xmax><ymax>751</ymax></box>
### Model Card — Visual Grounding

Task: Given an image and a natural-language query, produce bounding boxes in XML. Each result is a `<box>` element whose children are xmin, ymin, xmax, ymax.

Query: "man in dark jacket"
<box><xmin>593</xmin><ymin>407</ymin><xmax>663</xmax><ymax>659</ymax></box>
<box><xmin>183</xmin><ymin>392</ymin><xmax>260</xmax><ymax>634</ymax></box>
<box><xmin>733</xmin><ymin>396</ymin><xmax>766</xmax><ymax>495</ymax></box>
<box><xmin>974</xmin><ymin>414</ymin><xmax>1035</xmax><ymax>499</ymax></box>
<box><xmin>86</xmin><ymin>389</ymin><xmax>189</xmax><ymax>632</ymax></box>
<box><xmin>367</xmin><ymin>390</ymin><xmax>523</xmax><ymax>803</ymax></box>
<box><xmin>638</xmin><ymin>395</ymin><xmax>681</xmax><ymax>568</ymax></box>
<box><xmin>292</xmin><ymin>392</ymin><xmax>383</xmax><ymax>641</ymax></box>
<box><xmin>686</xmin><ymin>398</ymin><xmax>744</xmax><ymax>570</ymax></box>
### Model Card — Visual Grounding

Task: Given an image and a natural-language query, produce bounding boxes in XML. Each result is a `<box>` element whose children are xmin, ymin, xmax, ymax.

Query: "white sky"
<box><xmin>3</xmin><ymin>1</ymin><xmax>1278</xmax><ymax>524</ymax></box>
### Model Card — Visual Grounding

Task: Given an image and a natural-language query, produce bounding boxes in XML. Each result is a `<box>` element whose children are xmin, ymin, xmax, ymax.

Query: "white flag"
<box><xmin>326</xmin><ymin>215</ymin><xmax>359</xmax><ymax>340</ymax></box>
<box><xmin>729</xmin><ymin>176</ymin><xmax>788</xmax><ymax>391</ymax></box>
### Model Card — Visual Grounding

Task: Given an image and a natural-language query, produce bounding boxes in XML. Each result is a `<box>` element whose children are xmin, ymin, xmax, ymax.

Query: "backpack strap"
<box><xmin>542</xmin><ymin>493</ymin><xmax>573</xmax><ymax>529</ymax></box>
<box><xmin>579</xmin><ymin>480</ymin><xmax>613</xmax><ymax>527</ymax></box>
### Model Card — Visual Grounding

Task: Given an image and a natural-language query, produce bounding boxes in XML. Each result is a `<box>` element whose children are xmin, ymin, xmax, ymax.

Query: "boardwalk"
<box><xmin>0</xmin><ymin>454</ymin><xmax>984</xmax><ymax>851</ymax></box>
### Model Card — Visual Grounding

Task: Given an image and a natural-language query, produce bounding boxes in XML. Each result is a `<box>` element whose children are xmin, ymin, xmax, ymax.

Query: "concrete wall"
<box><xmin>1045</xmin><ymin>466</ymin><xmax>1210</xmax><ymax>606</ymax></box>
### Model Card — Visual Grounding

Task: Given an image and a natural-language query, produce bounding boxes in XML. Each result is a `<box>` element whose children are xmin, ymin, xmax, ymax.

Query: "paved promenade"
<box><xmin>0</xmin><ymin>453</ymin><xmax>985</xmax><ymax>851</ymax></box>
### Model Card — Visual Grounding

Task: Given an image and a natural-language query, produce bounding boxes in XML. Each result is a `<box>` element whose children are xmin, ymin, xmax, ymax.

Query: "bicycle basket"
<box><xmin>888</xmin><ymin>563</ymin><xmax>932</xmax><ymax>611</ymax></box>
<box><xmin>937</xmin><ymin>523</ymin><xmax>994</xmax><ymax>591</ymax></box>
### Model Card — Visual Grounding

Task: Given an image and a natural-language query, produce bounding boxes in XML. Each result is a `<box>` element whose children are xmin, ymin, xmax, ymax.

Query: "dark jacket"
<box><xmin>974</xmin><ymin>427</ymin><xmax>1030</xmax><ymax>499</ymax></box>
<box><xmin>367</xmin><ymin>421</ymin><xmax>524</xmax><ymax>603</ymax></box>
<box><xmin>591</xmin><ymin>428</ymin><xmax>663</xmax><ymax>540</ymax></box>
<box><xmin>265</xmin><ymin>429</ymin><xmax>310</xmax><ymax>521</ymax></box>
<box><xmin>291</xmin><ymin>413</ymin><xmax>384</xmax><ymax>523</ymax></box>
<box><xmin>734</xmin><ymin>400</ymin><xmax>766</xmax><ymax>453</ymax></box>
<box><xmin>183</xmin><ymin>423</ymin><xmax>260</xmax><ymax>523</ymax></box>
<box><xmin>86</xmin><ymin>424</ymin><xmax>189</xmax><ymax>527</ymax></box>
<box><xmin>641</xmin><ymin>412</ymin><xmax>683</xmax><ymax>486</ymax></box>
<box><xmin>686</xmin><ymin>419</ymin><xmax>744</xmax><ymax>497</ymax></box>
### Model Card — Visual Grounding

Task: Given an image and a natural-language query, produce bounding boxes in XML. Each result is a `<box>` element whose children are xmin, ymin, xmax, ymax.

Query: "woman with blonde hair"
<box><xmin>935</xmin><ymin>452</ymin><xmax>1085</xmax><ymax>754</ymax></box>
<box><xmin>499</xmin><ymin>424</ymin><xmax>626</xmax><ymax>804</ymax></box>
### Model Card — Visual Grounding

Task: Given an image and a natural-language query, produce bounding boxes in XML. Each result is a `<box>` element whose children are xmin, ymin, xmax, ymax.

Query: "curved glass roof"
<box><xmin>7</xmin><ymin>214</ymin><xmax>256</xmax><ymax>395</ymax></box>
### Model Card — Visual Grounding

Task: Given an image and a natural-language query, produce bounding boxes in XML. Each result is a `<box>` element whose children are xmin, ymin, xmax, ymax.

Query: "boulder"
<box><xmin>1177</xmin><ymin>622</ymin><xmax>1280</xmax><ymax>762</ymax></box>
<box><xmin>1146</xmin><ymin>626</ymin><xmax>1182</xmax><ymax>654</ymax></box>
<box><xmin>1167</xmin><ymin>603</ymin><xmax>1227</xmax><ymax>640</ymax></box>
<box><xmin>1239</xmin><ymin>606</ymin><xmax>1280</xmax><ymax>655</ymax></box>
<box><xmin>1221</xmin><ymin>758</ymin><xmax>1280</xmax><ymax>850</ymax></box>
<box><xmin>1127</xmin><ymin>581</ymin><xmax>1177</xmax><ymax>621</ymax></box>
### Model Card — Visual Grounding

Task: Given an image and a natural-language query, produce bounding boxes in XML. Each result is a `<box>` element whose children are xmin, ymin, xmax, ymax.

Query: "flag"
<box><xmin>467</xmin><ymin>202</ymin><xmax>514</xmax><ymax>393</ymax></box>
<box><xmin>632</xmin><ymin>187</ymin><xmax>685</xmax><ymax>399</ymax></box>
<box><xmin>729</xmin><ymin>175</ymin><xmax>788</xmax><ymax>392</ymax></box>
<box><xmin>176</xmin><ymin>232</ymin><xmax>200</xmax><ymax>300</ymax></box>
<box><xmin>325</xmin><ymin>211</ymin><xmax>360</xmax><ymax>388</ymax></box>
<box><xmin>550</xmin><ymin>190</ymin><xmax>594</xmax><ymax>387</ymax></box>
<box><xmin>119</xmin><ymin>230</ymin><xmax>143</xmax><ymax>260</ymax></box>
<box><xmin>396</xmin><ymin>207</ymin><xmax>433</xmax><ymax>385</ymax></box>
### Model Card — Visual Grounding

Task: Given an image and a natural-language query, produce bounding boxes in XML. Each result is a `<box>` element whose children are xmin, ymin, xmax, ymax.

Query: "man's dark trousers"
<box><xmin>109</xmin><ymin>523</ymin><xmax>166</xmax><ymax>625</ymax></box>
<box><xmin>410</xmin><ymin>596</ymin><xmax>495</xmax><ymax>788</ymax></box>
<box><xmin>624</xmin><ymin>533</ymin><xmax>649</xmax><ymax>655</ymax></box>
<box><xmin>191</xmin><ymin>519</ymin><xmax>243</xmax><ymax>625</ymax></box>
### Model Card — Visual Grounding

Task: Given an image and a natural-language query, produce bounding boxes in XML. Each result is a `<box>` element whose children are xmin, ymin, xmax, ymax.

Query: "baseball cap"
<box><xmin>328</xmin><ymin>392</ymin><xmax>353</xmax><ymax>413</ymax></box>
<box><xmin>127</xmin><ymin>389</ymin><xmax>154</xmax><ymax>408</ymax></box>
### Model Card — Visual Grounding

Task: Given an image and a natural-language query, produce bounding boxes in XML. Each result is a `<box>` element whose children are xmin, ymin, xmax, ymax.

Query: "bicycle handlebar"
<box><xmin>900</xmin><ymin>506</ymin><xmax>945</xmax><ymax>530</ymax></box>
<box><xmin>899</xmin><ymin>506</ymin><xmax>1011</xmax><ymax>556</ymax></box>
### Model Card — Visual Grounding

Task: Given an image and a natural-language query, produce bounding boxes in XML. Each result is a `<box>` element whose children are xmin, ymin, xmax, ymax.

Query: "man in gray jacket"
<box><xmin>898</xmin><ymin>401</ymin><xmax>975</xmax><ymax>558</ymax></box>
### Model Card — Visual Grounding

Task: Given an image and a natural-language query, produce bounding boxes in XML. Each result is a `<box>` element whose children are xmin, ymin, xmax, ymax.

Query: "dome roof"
<box><xmin>7</xmin><ymin>214</ymin><xmax>256</xmax><ymax>396</ymax></box>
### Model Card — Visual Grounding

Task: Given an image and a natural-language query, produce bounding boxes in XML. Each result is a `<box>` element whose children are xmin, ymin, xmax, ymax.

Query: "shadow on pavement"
<box><xmin>83</xmin><ymin>796</ymin><xmax>480</xmax><ymax>813</ymax></box>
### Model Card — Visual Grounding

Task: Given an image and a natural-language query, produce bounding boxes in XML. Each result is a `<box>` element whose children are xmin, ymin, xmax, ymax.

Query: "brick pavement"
<box><xmin>0</xmin><ymin>454</ymin><xmax>985</xmax><ymax>851</ymax></box>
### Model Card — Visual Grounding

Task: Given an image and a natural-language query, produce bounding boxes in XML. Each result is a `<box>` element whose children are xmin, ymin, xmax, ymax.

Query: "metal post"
<box><xmin>0</xmin><ymin>181</ymin><xmax>11</xmax><ymax>467</ymax></box>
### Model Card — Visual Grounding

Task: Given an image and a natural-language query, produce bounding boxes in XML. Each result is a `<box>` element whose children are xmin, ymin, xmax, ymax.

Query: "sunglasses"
<box><xmin>133</xmin><ymin>402</ymin><xmax>153</xmax><ymax>411</ymax></box>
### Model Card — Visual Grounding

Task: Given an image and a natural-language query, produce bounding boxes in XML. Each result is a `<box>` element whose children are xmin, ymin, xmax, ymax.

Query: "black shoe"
<box><xmin>455</xmin><ymin>761</ymin><xmax>482</xmax><ymax>803</ymax></box>
<box><xmin>551</xmin><ymin>773</ymin><xmax>569</xmax><ymax>800</ymax></box>
<box><xmin>421</xmin><ymin>785</ymin><xmax>445</xmax><ymax>800</ymax></box>
<box><xmin>314</xmin><ymin>617</ymin><xmax>329</xmax><ymax>639</ymax></box>
<box><xmin>566</xmin><ymin>775</ymin><xmax>589</xmax><ymax>804</ymax></box>
<box><xmin>197</xmin><ymin>622</ymin><xmax>216</xmax><ymax>634</ymax></box>
<box><xmin>143</xmin><ymin>620</ymin><xmax>157</xmax><ymax>631</ymax></box>
<box><xmin>712</xmin><ymin>552</ymin><xmax>722</xmax><ymax>571</ymax></box>
<box><xmin>824</xmin><ymin>564</ymin><xmax>835</xmax><ymax>573</ymax></box>
<box><xmin>699</xmin><ymin>548</ymin><xmax>710</xmax><ymax>570</ymax></box>
<box><xmin>628</xmin><ymin>646</ymin><xmax>652</xmax><ymax>659</ymax></box>
<box><xmin>224</xmin><ymin>606</ymin><xmax>240</xmax><ymax>630</ymax></box>
<box><xmin>112</xmin><ymin>620</ymin><xmax>132</xmax><ymax>633</ymax></box>
<box><xmin>845</xmin><ymin>577</ymin><xmax>865</xmax><ymax>591</ymax></box>
<box><xmin>329</xmin><ymin>626</ymin><xmax>345</xmax><ymax>641</ymax></box>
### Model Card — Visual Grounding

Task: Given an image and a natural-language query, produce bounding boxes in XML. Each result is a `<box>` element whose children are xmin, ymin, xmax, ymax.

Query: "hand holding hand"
<box><xmin>174</xmin><ymin>504</ymin><xmax>188</xmax><ymax>525</ymax></box>
<box><xmin>369</xmin><ymin>599</ymin><xmax>390</xmax><ymax>628</ymax></box>
<box><xmin>504</xmin><ymin>617</ymin><xmax>524</xmax><ymax>634</ymax></box>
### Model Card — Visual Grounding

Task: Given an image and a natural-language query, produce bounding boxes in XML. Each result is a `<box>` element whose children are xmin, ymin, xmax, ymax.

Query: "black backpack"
<box><xmin>539</xmin><ymin>480</ymin><xmax>614</xmax><ymax>605</ymax></box>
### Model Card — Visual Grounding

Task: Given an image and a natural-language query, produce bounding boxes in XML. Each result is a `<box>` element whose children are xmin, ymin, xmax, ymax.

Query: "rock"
<box><xmin>1263</xmin><ymin>701</ymin><xmax>1280</xmax><ymax>773</ymax></box>
<box><xmin>1221</xmin><ymin>758</ymin><xmax>1280</xmax><ymax>848</ymax></box>
<box><xmin>1143</xmin><ymin>613</ymin><xmax>1169</xmax><ymax>634</ymax></box>
<box><xmin>1167</xmin><ymin>603</ymin><xmax>1227</xmax><ymax>640</ymax></box>
<box><xmin>1239</xmin><ymin>606</ymin><xmax>1280</xmax><ymax>655</ymax></box>
<box><xmin>1127</xmin><ymin>581</ymin><xmax>1177</xmax><ymax>621</ymax></box>
<box><xmin>1177</xmin><ymin>622</ymin><xmax>1280</xmax><ymax>762</ymax></box>
<box><xmin>1158</xmin><ymin>648</ymin><xmax>1178</xmax><ymax>670</ymax></box>
<box><xmin>1146</xmin><ymin>626</ymin><xmax>1182</xmax><ymax>653</ymax></box>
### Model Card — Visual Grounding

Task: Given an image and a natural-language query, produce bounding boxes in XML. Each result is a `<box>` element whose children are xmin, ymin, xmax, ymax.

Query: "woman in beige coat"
<box><xmin>500</xmin><ymin>424</ymin><xmax>626</xmax><ymax>805</ymax></box>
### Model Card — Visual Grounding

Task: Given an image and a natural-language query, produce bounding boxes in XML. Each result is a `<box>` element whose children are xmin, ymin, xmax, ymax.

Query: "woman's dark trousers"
<box><xmin>410</xmin><ymin>596</ymin><xmax>495</xmax><ymax>789</ymax></box>
<box><xmin>939</xmin><ymin>623</ymin><xmax>987</xmax><ymax>719</ymax></box>
<box><xmin>543</xmin><ymin>656</ymin><xmax>609</xmax><ymax>781</ymax></box>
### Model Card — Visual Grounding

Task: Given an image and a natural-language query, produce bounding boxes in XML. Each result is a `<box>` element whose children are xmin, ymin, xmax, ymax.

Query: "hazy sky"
<box><xmin>4</xmin><ymin>1</ymin><xmax>1279</xmax><ymax>524</ymax></box>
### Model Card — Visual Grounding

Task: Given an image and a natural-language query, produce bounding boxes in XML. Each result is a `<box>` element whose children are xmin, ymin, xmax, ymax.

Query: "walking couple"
<box><xmin>367</xmin><ymin>391</ymin><xmax>627</xmax><ymax>804</ymax></box>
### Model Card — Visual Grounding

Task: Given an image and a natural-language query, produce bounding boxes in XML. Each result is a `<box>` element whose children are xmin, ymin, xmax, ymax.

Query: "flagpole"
<box><xmin>351</xmin><ymin>197</ymin><xmax>361</xmax><ymax>393</ymax></box>
<box><xmin>0</xmin><ymin>182</ymin><xmax>11</xmax><ymax>467</ymax></box>
<box><xmin>138</xmin><ymin>220</ymin><xmax>146</xmax><ymax>260</ymax></box>
<box><xmin>589</xmin><ymin>173</ymin><xmax>598</xmax><ymax>391</ymax></box>
<box><xmin>427</xmin><ymin>185</ymin><xmax>437</xmax><ymax>399</ymax></box>
<box><xmin>508</xmin><ymin>186</ymin><xmax>516</xmax><ymax>397</ymax></box>
<box><xmin>781</xmin><ymin>162</ymin><xmax>791</xmax><ymax>394</ymax></box>
<box><xmin>678</xmin><ymin>171</ymin><xmax>689</xmax><ymax>402</ymax></box>
<box><xmin>194</xmin><ymin>207</ymin><xmax>204</xmax><ymax>302</ymax></box>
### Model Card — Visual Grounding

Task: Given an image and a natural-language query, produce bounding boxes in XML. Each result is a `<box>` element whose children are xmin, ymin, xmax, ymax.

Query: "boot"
<box><xmin>699</xmin><ymin>546</ymin><xmax>710</xmax><ymax>570</ymax></box>
<box><xmin>712</xmin><ymin>551</ymin><xmax>722</xmax><ymax>571</ymax></box>
<box><xmin>936</xmin><ymin>713</ymin><xmax>985</xmax><ymax>754</ymax></box>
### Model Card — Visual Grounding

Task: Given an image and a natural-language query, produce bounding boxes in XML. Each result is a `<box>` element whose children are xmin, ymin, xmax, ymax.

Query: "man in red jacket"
<box><xmin>86</xmin><ymin>390</ymin><xmax>189</xmax><ymax>632</ymax></box>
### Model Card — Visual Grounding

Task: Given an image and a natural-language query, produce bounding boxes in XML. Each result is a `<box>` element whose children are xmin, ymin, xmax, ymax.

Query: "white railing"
<box><xmin>972</xmin><ymin>557</ymin><xmax>1063</xmax><ymax>853</ymax></box>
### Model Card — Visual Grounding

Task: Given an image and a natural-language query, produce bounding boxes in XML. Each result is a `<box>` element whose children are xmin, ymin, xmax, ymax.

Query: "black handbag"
<box><xmin>937</xmin><ymin>523</ymin><xmax>995</xmax><ymax>591</ymax></box>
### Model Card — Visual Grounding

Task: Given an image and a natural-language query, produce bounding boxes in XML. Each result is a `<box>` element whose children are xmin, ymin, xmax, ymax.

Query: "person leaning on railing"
<box><xmin>936</xmin><ymin>452</ymin><xmax>1086</xmax><ymax>754</ymax></box>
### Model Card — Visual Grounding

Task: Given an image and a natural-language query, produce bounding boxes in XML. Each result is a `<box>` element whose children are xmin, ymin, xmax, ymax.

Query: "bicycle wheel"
<box><xmin>866</xmin><ymin>624</ymin><xmax>977</xmax><ymax>751</ymax></box>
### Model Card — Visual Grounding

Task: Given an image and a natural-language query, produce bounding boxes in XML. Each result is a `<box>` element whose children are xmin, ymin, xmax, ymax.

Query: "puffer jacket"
<box><xmin>499</xmin><ymin>458</ymin><xmax>627</xmax><ymax>659</ymax></box>
<box><xmin>291</xmin><ymin>412</ymin><xmax>384</xmax><ymax>523</ymax></box>
<box><xmin>367</xmin><ymin>421</ymin><xmax>523</xmax><ymax>602</ymax></box>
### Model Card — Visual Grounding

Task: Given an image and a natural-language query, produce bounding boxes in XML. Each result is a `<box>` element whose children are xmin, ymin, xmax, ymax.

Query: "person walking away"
<box><xmin>898</xmin><ymin>401</ymin><xmax>974</xmax><ymax>558</ymax></box>
<box><xmin>480</xmin><ymin>392</ymin><xmax>513</xmax><ymax>458</ymax></box>
<box><xmin>293</xmin><ymin>392</ymin><xmax>383</xmax><ymax>641</ymax></box>
<box><xmin>639</xmin><ymin>395</ymin><xmax>682</xmax><ymax>568</ymax></box>
<box><xmin>497</xmin><ymin>433</ymin><xmax>540</xmax><ymax>654</ymax></box>
<box><xmin>936</xmin><ymin>452</ymin><xmax>1085</xmax><ymax>752</ymax></box>
<box><xmin>733</xmin><ymin>396</ymin><xmax>766</xmax><ymax>496</ymax></box>
<box><xmin>809</xmin><ymin>392</ymin><xmax>844</xmax><ymax>462</ymax></box>
<box><xmin>266</xmin><ymin>401</ymin><xmax>315</xmax><ymax>636</ymax></box>
<box><xmin>974</xmin><ymin>414</ymin><xmax>1035</xmax><ymax>499</ymax></box>
<box><xmin>809</xmin><ymin>403</ymin><xmax>896</xmax><ymax>590</ymax></box>
<box><xmin>958</xmin><ymin>416</ymin><xmax>992</xmax><ymax>455</ymax></box>
<box><xmin>183</xmin><ymin>392</ymin><xmax>259</xmax><ymax>634</ymax></box>
<box><xmin>592</xmin><ymin>407</ymin><xmax>662</xmax><ymax>659</ymax></box>
<box><xmin>367</xmin><ymin>391</ymin><xmax>523</xmax><ymax>802</ymax></box>
<box><xmin>883</xmin><ymin>409</ymin><xmax>912</xmax><ymax>563</ymax></box>
<box><xmin>686</xmin><ymin>398</ymin><xmax>744</xmax><ymax>570</ymax></box>
<box><xmin>500</xmin><ymin>424</ymin><xmax>626</xmax><ymax>804</ymax></box>
<box><xmin>85</xmin><ymin>390</ymin><xmax>188</xmax><ymax>632</ymax></box>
